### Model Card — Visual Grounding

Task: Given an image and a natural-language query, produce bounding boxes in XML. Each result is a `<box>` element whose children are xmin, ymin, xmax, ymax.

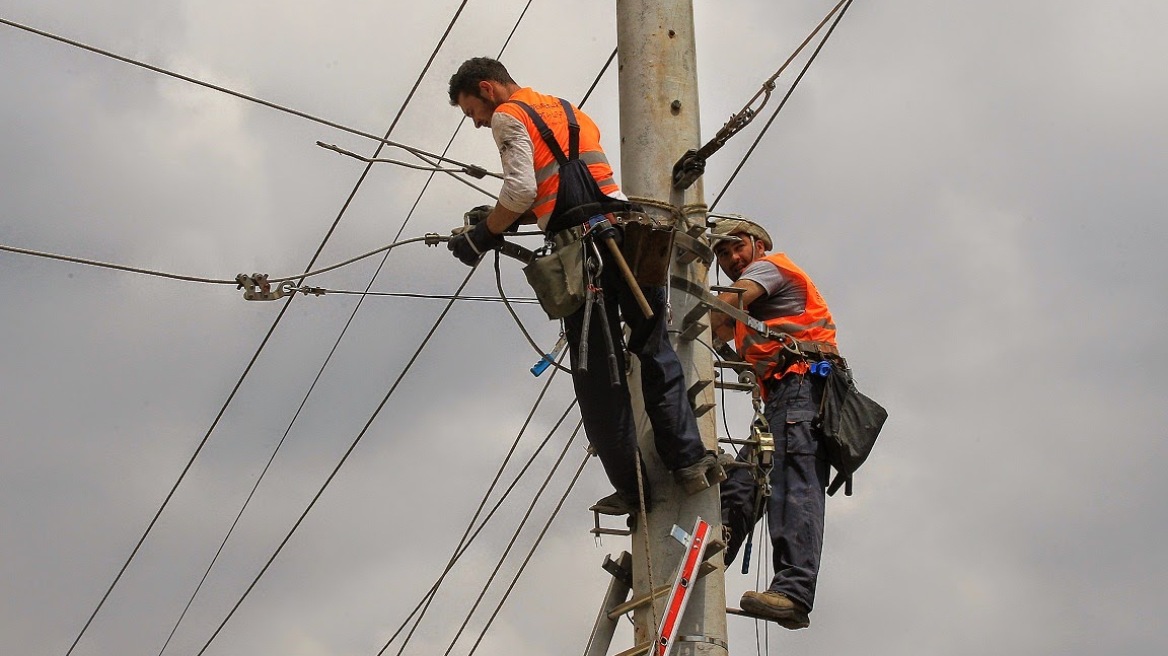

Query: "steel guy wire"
<box><xmin>440</xmin><ymin>418</ymin><xmax>583</xmax><ymax>656</ymax></box>
<box><xmin>0</xmin><ymin>16</ymin><xmax>500</xmax><ymax>181</ymax></box>
<box><xmin>0</xmin><ymin>242</ymin><xmax>239</xmax><ymax>285</ymax></box>
<box><xmin>378</xmin><ymin>399</ymin><xmax>579</xmax><ymax>656</ymax></box>
<box><xmin>711</xmin><ymin>0</ymin><xmax>857</xmax><ymax>210</ymax></box>
<box><xmin>191</xmin><ymin>265</ymin><xmax>477</xmax><ymax>656</ymax></box>
<box><xmin>697</xmin><ymin>0</ymin><xmax>849</xmax><ymax>163</ymax></box>
<box><xmin>465</xmin><ymin>442</ymin><xmax>589</xmax><ymax>656</ymax></box>
<box><xmin>154</xmin><ymin>247</ymin><xmax>487</xmax><ymax>655</ymax></box>
<box><xmin>317</xmin><ymin>141</ymin><xmax>502</xmax><ymax>190</ymax></box>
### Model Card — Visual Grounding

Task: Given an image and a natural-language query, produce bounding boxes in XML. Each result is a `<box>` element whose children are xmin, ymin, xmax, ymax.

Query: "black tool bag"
<box><xmin>817</xmin><ymin>360</ymin><xmax>888</xmax><ymax>496</ymax></box>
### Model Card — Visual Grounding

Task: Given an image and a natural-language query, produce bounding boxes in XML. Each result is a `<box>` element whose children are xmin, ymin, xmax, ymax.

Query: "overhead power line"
<box><xmin>192</xmin><ymin>266</ymin><xmax>477</xmax><ymax>656</ymax></box>
<box><xmin>291</xmin><ymin>287</ymin><xmax>539</xmax><ymax>304</ymax></box>
<box><xmin>387</xmin><ymin>404</ymin><xmax>581</xmax><ymax>656</ymax></box>
<box><xmin>170</xmin><ymin>2</ymin><xmax>553</xmax><ymax>648</ymax></box>
<box><xmin>0</xmin><ymin>235</ymin><xmax>438</xmax><ymax>287</ymax></box>
<box><xmin>156</xmin><ymin>3</ymin><xmax>483</xmax><ymax>653</ymax></box>
<box><xmin>442</xmin><ymin>422</ymin><xmax>584</xmax><ymax>655</ymax></box>
<box><xmin>60</xmin><ymin>1</ymin><xmax>477</xmax><ymax>652</ymax></box>
<box><xmin>0</xmin><ymin>16</ymin><xmax>500</xmax><ymax>180</ymax></box>
<box><xmin>465</xmin><ymin>448</ymin><xmax>590</xmax><ymax>656</ymax></box>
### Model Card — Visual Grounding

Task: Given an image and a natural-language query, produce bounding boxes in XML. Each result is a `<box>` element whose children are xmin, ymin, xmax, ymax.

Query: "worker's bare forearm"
<box><xmin>485</xmin><ymin>204</ymin><xmax>525</xmax><ymax>235</ymax></box>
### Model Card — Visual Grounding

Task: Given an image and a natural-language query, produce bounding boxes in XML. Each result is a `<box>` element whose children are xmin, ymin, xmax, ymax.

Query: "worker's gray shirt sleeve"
<box><xmin>740</xmin><ymin>260</ymin><xmax>807</xmax><ymax>319</ymax></box>
<box><xmin>491</xmin><ymin>113</ymin><xmax>537</xmax><ymax>213</ymax></box>
<box><xmin>739</xmin><ymin>260</ymin><xmax>785</xmax><ymax>298</ymax></box>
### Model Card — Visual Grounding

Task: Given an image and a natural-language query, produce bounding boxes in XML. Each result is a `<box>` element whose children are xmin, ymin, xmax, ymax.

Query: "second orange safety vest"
<box><xmin>734</xmin><ymin>252</ymin><xmax>838</xmax><ymax>384</ymax></box>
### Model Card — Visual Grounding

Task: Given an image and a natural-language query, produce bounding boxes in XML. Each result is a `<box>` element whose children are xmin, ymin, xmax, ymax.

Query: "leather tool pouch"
<box><xmin>620</xmin><ymin>215</ymin><xmax>675</xmax><ymax>286</ymax></box>
<box><xmin>523</xmin><ymin>238</ymin><xmax>586</xmax><ymax>320</ymax></box>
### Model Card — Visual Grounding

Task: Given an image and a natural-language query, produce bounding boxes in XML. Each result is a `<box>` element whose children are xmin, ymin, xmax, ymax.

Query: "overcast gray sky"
<box><xmin>2</xmin><ymin>1</ymin><xmax>1166</xmax><ymax>655</ymax></box>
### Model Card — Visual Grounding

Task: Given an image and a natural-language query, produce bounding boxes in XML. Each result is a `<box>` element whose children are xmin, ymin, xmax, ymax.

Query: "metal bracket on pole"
<box><xmin>672</xmin><ymin>230</ymin><xmax>713</xmax><ymax>267</ymax></box>
<box><xmin>591</xmin><ymin>513</ymin><xmax>633</xmax><ymax>538</ymax></box>
<box><xmin>687</xmin><ymin>379</ymin><xmax>715</xmax><ymax>418</ymax></box>
<box><xmin>677</xmin><ymin>301</ymin><xmax>708</xmax><ymax>343</ymax></box>
<box><xmin>584</xmin><ymin>552</ymin><xmax>635</xmax><ymax>656</ymax></box>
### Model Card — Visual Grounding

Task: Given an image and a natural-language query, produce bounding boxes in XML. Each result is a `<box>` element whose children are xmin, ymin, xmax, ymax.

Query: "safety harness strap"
<box><xmin>558</xmin><ymin>98</ymin><xmax>580</xmax><ymax>159</ymax></box>
<box><xmin>506</xmin><ymin>98</ymin><xmax>578</xmax><ymax>166</ymax></box>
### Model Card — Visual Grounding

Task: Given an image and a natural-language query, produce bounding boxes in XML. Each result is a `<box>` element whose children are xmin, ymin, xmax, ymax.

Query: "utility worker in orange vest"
<box><xmin>708</xmin><ymin>216</ymin><xmax>839</xmax><ymax>630</ymax></box>
<box><xmin>446</xmin><ymin>57</ymin><xmax>723</xmax><ymax>517</ymax></box>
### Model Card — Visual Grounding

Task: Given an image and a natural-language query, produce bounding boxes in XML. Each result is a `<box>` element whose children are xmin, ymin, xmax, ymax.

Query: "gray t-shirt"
<box><xmin>739</xmin><ymin>257</ymin><xmax>807</xmax><ymax>320</ymax></box>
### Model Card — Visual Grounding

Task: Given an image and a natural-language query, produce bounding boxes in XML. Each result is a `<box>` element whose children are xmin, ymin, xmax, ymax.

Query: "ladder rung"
<box><xmin>614</xmin><ymin>640</ymin><xmax>652</xmax><ymax>656</ymax></box>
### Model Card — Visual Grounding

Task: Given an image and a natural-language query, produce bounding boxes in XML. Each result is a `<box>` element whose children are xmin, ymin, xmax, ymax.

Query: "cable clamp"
<box><xmin>671</xmin><ymin>148</ymin><xmax>707</xmax><ymax>190</ymax></box>
<box><xmin>424</xmin><ymin>232</ymin><xmax>449</xmax><ymax>247</ymax></box>
<box><xmin>462</xmin><ymin>164</ymin><xmax>488</xmax><ymax>179</ymax></box>
<box><xmin>235</xmin><ymin>273</ymin><xmax>292</xmax><ymax>301</ymax></box>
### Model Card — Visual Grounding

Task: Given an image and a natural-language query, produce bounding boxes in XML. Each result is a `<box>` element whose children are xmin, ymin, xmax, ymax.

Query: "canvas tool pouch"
<box><xmin>523</xmin><ymin>230</ymin><xmax>586</xmax><ymax>320</ymax></box>
<box><xmin>620</xmin><ymin>212</ymin><xmax>675</xmax><ymax>287</ymax></box>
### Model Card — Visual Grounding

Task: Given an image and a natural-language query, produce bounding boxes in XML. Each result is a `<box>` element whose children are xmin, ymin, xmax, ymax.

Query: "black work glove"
<box><xmin>448</xmin><ymin>221</ymin><xmax>503</xmax><ymax>266</ymax></box>
<box><xmin>464</xmin><ymin>205</ymin><xmax>492</xmax><ymax>226</ymax></box>
<box><xmin>465</xmin><ymin>204</ymin><xmax>524</xmax><ymax>234</ymax></box>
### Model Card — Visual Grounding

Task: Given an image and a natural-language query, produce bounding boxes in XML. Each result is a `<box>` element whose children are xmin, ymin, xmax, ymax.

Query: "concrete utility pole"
<box><xmin>616</xmin><ymin>1</ymin><xmax>728</xmax><ymax>654</ymax></box>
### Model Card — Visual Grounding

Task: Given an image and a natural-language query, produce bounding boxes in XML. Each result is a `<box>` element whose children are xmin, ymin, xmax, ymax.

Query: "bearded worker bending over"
<box><xmin>446</xmin><ymin>57</ymin><xmax>723</xmax><ymax>517</ymax></box>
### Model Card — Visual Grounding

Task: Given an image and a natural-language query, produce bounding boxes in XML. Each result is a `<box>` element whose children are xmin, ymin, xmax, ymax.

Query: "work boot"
<box><xmin>739</xmin><ymin>590</ymin><xmax>811</xmax><ymax>630</ymax></box>
<box><xmin>673</xmin><ymin>452</ymin><xmax>727</xmax><ymax>495</ymax></box>
<box><xmin>589</xmin><ymin>491</ymin><xmax>649</xmax><ymax>516</ymax></box>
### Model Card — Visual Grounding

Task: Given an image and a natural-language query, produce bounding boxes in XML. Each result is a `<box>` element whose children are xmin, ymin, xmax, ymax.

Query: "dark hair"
<box><xmin>448</xmin><ymin>57</ymin><xmax>515</xmax><ymax>105</ymax></box>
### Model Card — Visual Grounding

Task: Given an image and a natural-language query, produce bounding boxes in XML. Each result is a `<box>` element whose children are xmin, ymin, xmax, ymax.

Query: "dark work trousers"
<box><xmin>721</xmin><ymin>373</ymin><xmax>829</xmax><ymax>611</ymax></box>
<box><xmin>562</xmin><ymin>235</ymin><xmax>706</xmax><ymax>503</ymax></box>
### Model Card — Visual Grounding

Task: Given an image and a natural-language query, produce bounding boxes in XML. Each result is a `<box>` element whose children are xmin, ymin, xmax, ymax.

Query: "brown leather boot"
<box><xmin>740</xmin><ymin>590</ymin><xmax>811</xmax><ymax>630</ymax></box>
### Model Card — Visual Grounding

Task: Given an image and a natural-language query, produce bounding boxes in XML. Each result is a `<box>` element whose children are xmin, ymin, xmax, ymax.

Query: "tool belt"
<box><xmin>524</xmin><ymin>209</ymin><xmax>675</xmax><ymax>319</ymax></box>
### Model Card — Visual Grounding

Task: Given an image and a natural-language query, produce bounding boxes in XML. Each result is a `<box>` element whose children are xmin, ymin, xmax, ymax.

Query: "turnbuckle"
<box><xmin>235</xmin><ymin>273</ymin><xmax>293</xmax><ymax>301</ymax></box>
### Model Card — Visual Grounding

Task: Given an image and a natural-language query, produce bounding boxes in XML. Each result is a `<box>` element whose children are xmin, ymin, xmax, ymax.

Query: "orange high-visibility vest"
<box><xmin>734</xmin><ymin>252</ymin><xmax>838</xmax><ymax>384</ymax></box>
<box><xmin>494</xmin><ymin>88</ymin><xmax>619</xmax><ymax>224</ymax></box>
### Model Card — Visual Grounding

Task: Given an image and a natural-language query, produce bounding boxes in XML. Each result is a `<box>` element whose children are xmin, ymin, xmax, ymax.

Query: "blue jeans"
<box><xmin>721</xmin><ymin>374</ymin><xmax>828</xmax><ymax>610</ymax></box>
